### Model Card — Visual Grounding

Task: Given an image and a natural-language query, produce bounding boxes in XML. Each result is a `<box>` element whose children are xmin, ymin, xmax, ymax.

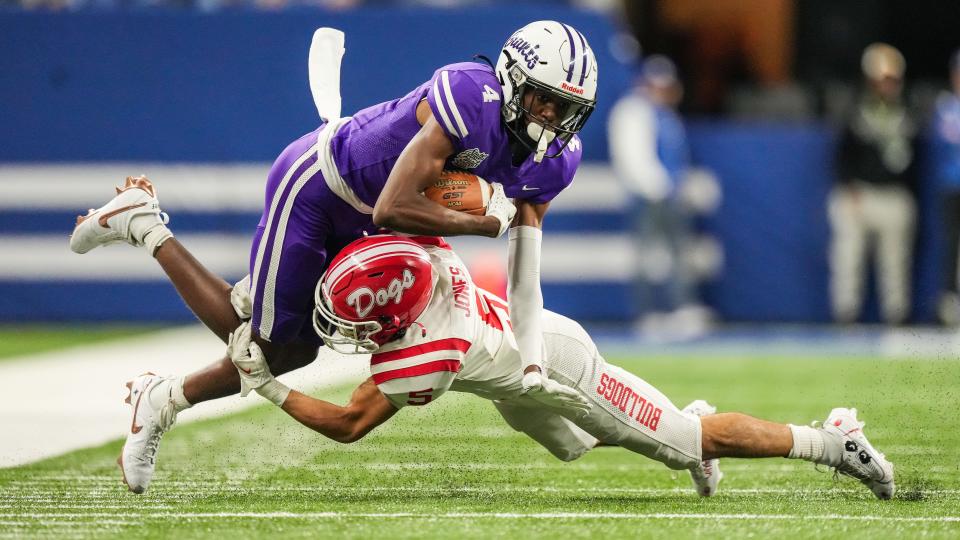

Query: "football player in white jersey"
<box><xmin>228</xmin><ymin>234</ymin><xmax>896</xmax><ymax>500</ymax></box>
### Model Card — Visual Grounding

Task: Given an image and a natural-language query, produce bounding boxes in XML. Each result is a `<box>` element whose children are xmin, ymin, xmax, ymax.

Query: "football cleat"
<box><xmin>118</xmin><ymin>373</ymin><xmax>178</xmax><ymax>494</ymax></box>
<box><xmin>819</xmin><ymin>407</ymin><xmax>895</xmax><ymax>500</ymax></box>
<box><xmin>683</xmin><ymin>399</ymin><xmax>723</xmax><ymax>497</ymax></box>
<box><xmin>70</xmin><ymin>176</ymin><xmax>168</xmax><ymax>254</ymax></box>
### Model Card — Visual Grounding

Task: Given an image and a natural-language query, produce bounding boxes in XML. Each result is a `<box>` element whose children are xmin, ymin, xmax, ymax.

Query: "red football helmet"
<box><xmin>313</xmin><ymin>235</ymin><xmax>435</xmax><ymax>353</ymax></box>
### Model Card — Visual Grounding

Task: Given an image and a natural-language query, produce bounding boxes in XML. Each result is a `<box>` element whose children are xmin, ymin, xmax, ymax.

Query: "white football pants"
<box><xmin>494</xmin><ymin>311</ymin><xmax>702</xmax><ymax>470</ymax></box>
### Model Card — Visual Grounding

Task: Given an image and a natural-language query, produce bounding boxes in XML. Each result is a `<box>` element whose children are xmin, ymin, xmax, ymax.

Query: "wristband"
<box><xmin>256</xmin><ymin>379</ymin><xmax>292</xmax><ymax>407</ymax></box>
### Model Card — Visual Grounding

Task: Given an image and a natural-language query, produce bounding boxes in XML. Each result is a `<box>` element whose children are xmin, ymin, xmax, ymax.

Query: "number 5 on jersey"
<box><xmin>407</xmin><ymin>388</ymin><xmax>434</xmax><ymax>406</ymax></box>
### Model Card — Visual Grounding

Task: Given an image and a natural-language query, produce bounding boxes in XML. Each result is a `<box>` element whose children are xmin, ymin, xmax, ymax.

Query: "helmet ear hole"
<box><xmin>378</xmin><ymin>314</ymin><xmax>400</xmax><ymax>329</ymax></box>
<box><xmin>375</xmin><ymin>314</ymin><xmax>403</xmax><ymax>344</ymax></box>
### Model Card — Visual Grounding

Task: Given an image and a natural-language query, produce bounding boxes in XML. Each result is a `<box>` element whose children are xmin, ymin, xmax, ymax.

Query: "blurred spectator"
<box><xmin>829</xmin><ymin>43</ymin><xmax>918</xmax><ymax>325</ymax></box>
<box><xmin>929</xmin><ymin>50</ymin><xmax>960</xmax><ymax>326</ymax></box>
<box><xmin>608</xmin><ymin>55</ymin><xmax>711</xmax><ymax>337</ymax></box>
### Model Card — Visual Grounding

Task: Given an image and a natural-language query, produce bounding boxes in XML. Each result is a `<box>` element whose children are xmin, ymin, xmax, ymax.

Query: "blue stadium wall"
<box><xmin>0</xmin><ymin>9</ymin><xmax>945</xmax><ymax>323</ymax></box>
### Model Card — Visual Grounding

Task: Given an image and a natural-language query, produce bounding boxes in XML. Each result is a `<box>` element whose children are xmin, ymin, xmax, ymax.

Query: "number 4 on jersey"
<box><xmin>482</xmin><ymin>85</ymin><xmax>500</xmax><ymax>103</ymax></box>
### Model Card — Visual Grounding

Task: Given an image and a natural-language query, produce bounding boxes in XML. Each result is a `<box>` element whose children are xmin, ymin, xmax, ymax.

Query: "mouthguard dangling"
<box><xmin>527</xmin><ymin>123</ymin><xmax>556</xmax><ymax>163</ymax></box>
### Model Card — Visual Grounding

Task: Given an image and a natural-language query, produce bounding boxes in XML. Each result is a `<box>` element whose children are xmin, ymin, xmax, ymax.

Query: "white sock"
<box><xmin>169</xmin><ymin>376</ymin><xmax>191</xmax><ymax>412</ymax></box>
<box><xmin>787</xmin><ymin>424</ymin><xmax>826</xmax><ymax>463</ymax></box>
<box><xmin>130</xmin><ymin>213</ymin><xmax>173</xmax><ymax>257</ymax></box>
<box><xmin>142</xmin><ymin>223</ymin><xmax>173</xmax><ymax>257</ymax></box>
<box><xmin>148</xmin><ymin>376</ymin><xmax>192</xmax><ymax>413</ymax></box>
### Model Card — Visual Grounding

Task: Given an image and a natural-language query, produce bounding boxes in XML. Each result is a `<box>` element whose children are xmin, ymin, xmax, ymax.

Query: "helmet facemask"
<box><xmin>500</xmin><ymin>57</ymin><xmax>594</xmax><ymax>162</ymax></box>
<box><xmin>313</xmin><ymin>285</ymin><xmax>414</xmax><ymax>354</ymax></box>
<box><xmin>313</xmin><ymin>287</ymin><xmax>386</xmax><ymax>354</ymax></box>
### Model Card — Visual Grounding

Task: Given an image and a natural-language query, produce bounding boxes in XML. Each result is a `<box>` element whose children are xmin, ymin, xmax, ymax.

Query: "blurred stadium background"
<box><xmin>3</xmin><ymin>0</ymin><xmax>960</xmax><ymax>326</ymax></box>
<box><xmin>2</xmin><ymin>1</ymin><xmax>960</xmax><ymax>536</ymax></box>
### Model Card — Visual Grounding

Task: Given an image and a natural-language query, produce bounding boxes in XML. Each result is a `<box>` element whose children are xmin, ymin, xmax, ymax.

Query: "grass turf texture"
<box><xmin>0</xmin><ymin>325</ymin><xmax>163</xmax><ymax>362</ymax></box>
<box><xmin>2</xmin><ymin>353</ymin><xmax>959</xmax><ymax>538</ymax></box>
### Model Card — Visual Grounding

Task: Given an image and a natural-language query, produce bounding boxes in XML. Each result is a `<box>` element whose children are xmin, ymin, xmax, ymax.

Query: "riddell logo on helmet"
<box><xmin>346</xmin><ymin>269</ymin><xmax>416</xmax><ymax>318</ymax></box>
<box><xmin>561</xmin><ymin>82</ymin><xmax>584</xmax><ymax>95</ymax></box>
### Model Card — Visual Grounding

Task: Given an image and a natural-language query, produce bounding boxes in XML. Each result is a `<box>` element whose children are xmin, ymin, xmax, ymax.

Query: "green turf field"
<box><xmin>0</xmin><ymin>325</ymin><xmax>163</xmax><ymax>362</ymax></box>
<box><xmin>2</xmin><ymin>345</ymin><xmax>959</xmax><ymax>538</ymax></box>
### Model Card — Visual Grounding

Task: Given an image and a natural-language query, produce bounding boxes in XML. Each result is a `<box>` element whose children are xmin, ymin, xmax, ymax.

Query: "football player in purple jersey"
<box><xmin>69</xmin><ymin>21</ymin><xmax>597</xmax><ymax>493</ymax></box>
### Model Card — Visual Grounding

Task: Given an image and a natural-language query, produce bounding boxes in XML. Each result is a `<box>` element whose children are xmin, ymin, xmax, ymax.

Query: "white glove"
<box><xmin>485</xmin><ymin>182</ymin><xmax>517</xmax><ymax>238</ymax></box>
<box><xmin>227</xmin><ymin>322</ymin><xmax>274</xmax><ymax>397</ymax></box>
<box><xmin>521</xmin><ymin>371</ymin><xmax>592</xmax><ymax>418</ymax></box>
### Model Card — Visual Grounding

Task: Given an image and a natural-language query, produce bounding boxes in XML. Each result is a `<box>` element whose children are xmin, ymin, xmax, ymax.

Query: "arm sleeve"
<box><xmin>507</xmin><ymin>226</ymin><xmax>544</xmax><ymax>372</ymax></box>
<box><xmin>425</xmin><ymin>68</ymin><xmax>492</xmax><ymax>154</ymax></box>
<box><xmin>608</xmin><ymin>96</ymin><xmax>670</xmax><ymax>201</ymax></box>
<box><xmin>369</xmin><ymin>337</ymin><xmax>470</xmax><ymax>408</ymax></box>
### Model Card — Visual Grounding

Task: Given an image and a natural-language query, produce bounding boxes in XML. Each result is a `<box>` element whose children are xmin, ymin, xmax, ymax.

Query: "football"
<box><xmin>423</xmin><ymin>170</ymin><xmax>492</xmax><ymax>215</ymax></box>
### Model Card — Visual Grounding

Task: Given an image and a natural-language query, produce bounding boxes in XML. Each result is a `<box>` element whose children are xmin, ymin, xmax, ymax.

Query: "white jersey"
<box><xmin>365</xmin><ymin>238</ymin><xmax>703</xmax><ymax>472</ymax></box>
<box><xmin>370</xmin><ymin>242</ymin><xmax>524</xmax><ymax>408</ymax></box>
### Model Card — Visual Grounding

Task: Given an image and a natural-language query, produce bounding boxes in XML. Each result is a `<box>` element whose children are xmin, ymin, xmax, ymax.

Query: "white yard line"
<box><xmin>0</xmin><ymin>325</ymin><xmax>367</xmax><ymax>468</ymax></box>
<box><xmin>3</xmin><ymin>487</ymin><xmax>959</xmax><ymax>497</ymax></box>
<box><xmin>0</xmin><ymin>512</ymin><xmax>957</xmax><ymax>523</ymax></box>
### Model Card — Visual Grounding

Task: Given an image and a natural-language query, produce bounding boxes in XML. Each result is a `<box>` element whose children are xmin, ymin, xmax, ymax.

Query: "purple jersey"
<box><xmin>250</xmin><ymin>62</ymin><xmax>583</xmax><ymax>345</ymax></box>
<box><xmin>332</xmin><ymin>62</ymin><xmax>583</xmax><ymax>206</ymax></box>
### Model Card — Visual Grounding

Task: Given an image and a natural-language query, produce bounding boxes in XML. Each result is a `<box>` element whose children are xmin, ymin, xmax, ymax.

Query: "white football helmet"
<box><xmin>495</xmin><ymin>20</ymin><xmax>598</xmax><ymax>162</ymax></box>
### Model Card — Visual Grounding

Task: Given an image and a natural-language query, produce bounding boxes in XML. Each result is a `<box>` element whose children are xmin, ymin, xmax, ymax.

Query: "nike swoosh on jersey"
<box><xmin>521</xmin><ymin>185</ymin><xmax>540</xmax><ymax>191</ymax></box>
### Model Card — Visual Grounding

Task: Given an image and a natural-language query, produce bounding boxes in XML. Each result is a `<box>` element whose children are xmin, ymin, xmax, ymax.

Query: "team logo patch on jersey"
<box><xmin>451</xmin><ymin>148</ymin><xmax>489</xmax><ymax>170</ymax></box>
